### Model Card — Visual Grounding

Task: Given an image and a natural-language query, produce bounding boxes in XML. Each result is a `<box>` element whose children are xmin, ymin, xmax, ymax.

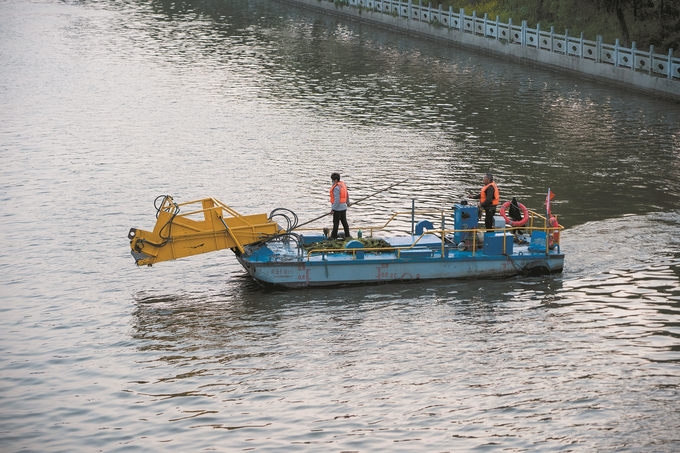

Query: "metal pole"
<box><xmin>295</xmin><ymin>178</ymin><xmax>409</xmax><ymax>230</ymax></box>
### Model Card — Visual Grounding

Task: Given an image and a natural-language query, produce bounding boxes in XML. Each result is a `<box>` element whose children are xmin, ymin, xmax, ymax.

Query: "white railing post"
<box><xmin>615</xmin><ymin>38</ymin><xmax>620</xmax><ymax>67</ymax></box>
<box><xmin>631</xmin><ymin>41</ymin><xmax>636</xmax><ymax>70</ymax></box>
<box><xmin>550</xmin><ymin>26</ymin><xmax>554</xmax><ymax>52</ymax></box>
<box><xmin>669</xmin><ymin>48</ymin><xmax>673</xmax><ymax>79</ymax></box>
<box><xmin>303</xmin><ymin>0</ymin><xmax>671</xmax><ymax>86</ymax></box>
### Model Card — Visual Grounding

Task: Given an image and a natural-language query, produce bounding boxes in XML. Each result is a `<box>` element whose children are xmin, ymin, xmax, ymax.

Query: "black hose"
<box><xmin>248</xmin><ymin>231</ymin><xmax>305</xmax><ymax>258</ymax></box>
<box><xmin>139</xmin><ymin>195</ymin><xmax>179</xmax><ymax>248</ymax></box>
<box><xmin>268</xmin><ymin>208</ymin><xmax>299</xmax><ymax>232</ymax></box>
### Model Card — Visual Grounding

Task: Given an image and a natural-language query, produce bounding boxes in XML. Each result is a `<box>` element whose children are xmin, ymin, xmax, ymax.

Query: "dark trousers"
<box><xmin>331</xmin><ymin>209</ymin><xmax>350</xmax><ymax>239</ymax></box>
<box><xmin>484</xmin><ymin>206</ymin><xmax>496</xmax><ymax>230</ymax></box>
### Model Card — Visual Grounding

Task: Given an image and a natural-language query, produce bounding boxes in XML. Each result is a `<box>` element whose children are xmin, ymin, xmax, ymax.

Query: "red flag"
<box><xmin>546</xmin><ymin>190</ymin><xmax>556</xmax><ymax>217</ymax></box>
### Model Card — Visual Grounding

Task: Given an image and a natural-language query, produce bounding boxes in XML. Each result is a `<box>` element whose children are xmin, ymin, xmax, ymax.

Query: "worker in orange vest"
<box><xmin>330</xmin><ymin>172</ymin><xmax>351</xmax><ymax>240</ymax></box>
<box><xmin>471</xmin><ymin>173</ymin><xmax>500</xmax><ymax>231</ymax></box>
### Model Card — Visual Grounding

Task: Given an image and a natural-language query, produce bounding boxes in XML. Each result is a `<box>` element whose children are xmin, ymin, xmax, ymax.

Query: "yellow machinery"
<box><xmin>128</xmin><ymin>196</ymin><xmax>282</xmax><ymax>266</ymax></box>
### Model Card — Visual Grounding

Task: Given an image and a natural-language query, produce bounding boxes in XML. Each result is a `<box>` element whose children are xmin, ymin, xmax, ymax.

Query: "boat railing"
<box><xmin>343</xmin><ymin>207</ymin><xmax>555</xmax><ymax>237</ymax></box>
<box><xmin>304</xmin><ymin>208</ymin><xmax>563</xmax><ymax>260</ymax></box>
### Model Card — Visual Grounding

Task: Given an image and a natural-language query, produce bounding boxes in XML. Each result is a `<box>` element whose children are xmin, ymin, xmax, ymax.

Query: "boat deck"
<box><xmin>252</xmin><ymin>232</ymin><xmax>558</xmax><ymax>264</ymax></box>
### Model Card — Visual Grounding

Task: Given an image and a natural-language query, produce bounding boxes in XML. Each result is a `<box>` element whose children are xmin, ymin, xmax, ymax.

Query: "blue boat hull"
<box><xmin>236</xmin><ymin>246</ymin><xmax>564</xmax><ymax>288</ymax></box>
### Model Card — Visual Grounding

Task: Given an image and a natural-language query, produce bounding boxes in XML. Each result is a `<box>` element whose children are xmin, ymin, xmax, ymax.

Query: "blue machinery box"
<box><xmin>528</xmin><ymin>231</ymin><xmax>548</xmax><ymax>253</ymax></box>
<box><xmin>483</xmin><ymin>232</ymin><xmax>514</xmax><ymax>255</ymax></box>
<box><xmin>453</xmin><ymin>204</ymin><xmax>478</xmax><ymax>244</ymax></box>
<box><xmin>300</xmin><ymin>234</ymin><xmax>327</xmax><ymax>244</ymax></box>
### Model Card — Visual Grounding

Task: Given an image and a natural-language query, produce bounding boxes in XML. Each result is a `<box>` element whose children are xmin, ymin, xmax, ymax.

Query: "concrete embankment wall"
<box><xmin>280</xmin><ymin>0</ymin><xmax>680</xmax><ymax>103</ymax></box>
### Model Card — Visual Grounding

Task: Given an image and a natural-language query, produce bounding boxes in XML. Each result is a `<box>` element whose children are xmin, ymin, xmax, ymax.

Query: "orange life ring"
<box><xmin>548</xmin><ymin>216</ymin><xmax>560</xmax><ymax>246</ymax></box>
<box><xmin>499</xmin><ymin>201</ymin><xmax>529</xmax><ymax>227</ymax></box>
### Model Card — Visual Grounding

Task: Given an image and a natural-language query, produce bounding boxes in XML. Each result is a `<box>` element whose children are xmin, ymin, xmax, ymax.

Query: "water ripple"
<box><xmin>1</xmin><ymin>0</ymin><xmax>679</xmax><ymax>451</ymax></box>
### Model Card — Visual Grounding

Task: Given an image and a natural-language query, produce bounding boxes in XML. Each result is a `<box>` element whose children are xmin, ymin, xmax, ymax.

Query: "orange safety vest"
<box><xmin>330</xmin><ymin>181</ymin><xmax>348</xmax><ymax>204</ymax></box>
<box><xmin>480</xmin><ymin>182</ymin><xmax>499</xmax><ymax>205</ymax></box>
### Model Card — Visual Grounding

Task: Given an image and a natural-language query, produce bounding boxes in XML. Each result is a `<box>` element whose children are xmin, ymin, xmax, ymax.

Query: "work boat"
<box><xmin>128</xmin><ymin>194</ymin><xmax>564</xmax><ymax>288</ymax></box>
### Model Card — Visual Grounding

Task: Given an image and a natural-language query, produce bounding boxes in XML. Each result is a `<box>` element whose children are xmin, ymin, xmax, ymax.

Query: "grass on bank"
<box><xmin>430</xmin><ymin>0</ymin><xmax>679</xmax><ymax>53</ymax></box>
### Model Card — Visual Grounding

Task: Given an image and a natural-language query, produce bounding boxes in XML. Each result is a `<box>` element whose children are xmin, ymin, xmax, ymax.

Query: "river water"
<box><xmin>1</xmin><ymin>0</ymin><xmax>679</xmax><ymax>451</ymax></box>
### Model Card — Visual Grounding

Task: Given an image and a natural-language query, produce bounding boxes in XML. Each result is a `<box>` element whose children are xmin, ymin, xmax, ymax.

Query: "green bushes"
<box><xmin>435</xmin><ymin>0</ymin><xmax>678</xmax><ymax>52</ymax></box>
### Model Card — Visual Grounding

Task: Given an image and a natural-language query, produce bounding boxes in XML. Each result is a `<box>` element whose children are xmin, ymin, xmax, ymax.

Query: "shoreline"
<box><xmin>279</xmin><ymin>0</ymin><xmax>680</xmax><ymax>103</ymax></box>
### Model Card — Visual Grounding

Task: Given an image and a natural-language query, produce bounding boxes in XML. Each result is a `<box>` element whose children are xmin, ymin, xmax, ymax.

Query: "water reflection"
<box><xmin>103</xmin><ymin>0</ymin><xmax>680</xmax><ymax>228</ymax></box>
<box><xmin>127</xmin><ymin>208</ymin><xmax>680</xmax><ymax>377</ymax></box>
<box><xmin>558</xmin><ymin>260</ymin><xmax>680</xmax><ymax>362</ymax></box>
<box><xmin>130</xmin><ymin>275</ymin><xmax>566</xmax><ymax>351</ymax></box>
<box><xmin>126</xmin><ymin>258</ymin><xmax>680</xmax><ymax>450</ymax></box>
<box><xmin>3</xmin><ymin>0</ymin><xmax>680</xmax><ymax>450</ymax></box>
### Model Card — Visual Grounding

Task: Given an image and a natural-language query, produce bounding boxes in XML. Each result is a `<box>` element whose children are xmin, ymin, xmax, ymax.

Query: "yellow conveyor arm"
<box><xmin>128</xmin><ymin>196</ymin><xmax>282</xmax><ymax>266</ymax></box>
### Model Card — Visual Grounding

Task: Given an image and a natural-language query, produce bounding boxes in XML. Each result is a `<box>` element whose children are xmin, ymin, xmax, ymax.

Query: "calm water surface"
<box><xmin>1</xmin><ymin>0</ymin><xmax>679</xmax><ymax>451</ymax></box>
